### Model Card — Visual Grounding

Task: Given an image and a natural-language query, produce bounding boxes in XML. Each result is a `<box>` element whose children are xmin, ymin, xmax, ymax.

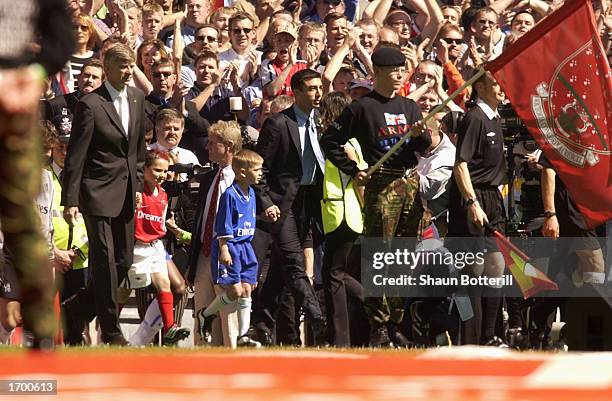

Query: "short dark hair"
<box><xmin>145</xmin><ymin>150</ymin><xmax>170</xmax><ymax>167</ymax></box>
<box><xmin>324</xmin><ymin>12</ymin><xmax>347</xmax><ymax>26</ymax></box>
<box><xmin>511</xmin><ymin>10</ymin><xmax>535</xmax><ymax>26</ymax></box>
<box><xmin>195</xmin><ymin>24</ymin><xmax>220</xmax><ymax>38</ymax></box>
<box><xmin>152</xmin><ymin>57</ymin><xmax>176</xmax><ymax>73</ymax></box>
<box><xmin>81</xmin><ymin>59</ymin><xmax>105</xmax><ymax>78</ymax></box>
<box><xmin>290</xmin><ymin>69</ymin><xmax>321</xmax><ymax>93</ymax></box>
<box><xmin>194</xmin><ymin>50</ymin><xmax>219</xmax><ymax>67</ymax></box>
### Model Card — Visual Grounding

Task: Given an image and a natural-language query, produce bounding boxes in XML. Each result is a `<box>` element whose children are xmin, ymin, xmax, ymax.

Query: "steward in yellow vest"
<box><xmin>49</xmin><ymin>165</ymin><xmax>89</xmax><ymax>270</ymax></box>
<box><xmin>321</xmin><ymin>138</ymin><xmax>367</xmax><ymax>235</ymax></box>
<box><xmin>320</xmin><ymin>137</ymin><xmax>367</xmax><ymax>347</ymax></box>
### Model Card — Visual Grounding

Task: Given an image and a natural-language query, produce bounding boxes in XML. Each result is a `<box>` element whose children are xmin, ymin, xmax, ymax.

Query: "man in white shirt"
<box><xmin>218</xmin><ymin>12</ymin><xmax>263</xmax><ymax>89</ymax></box>
<box><xmin>148</xmin><ymin>108</ymin><xmax>200</xmax><ymax>182</ymax></box>
<box><xmin>187</xmin><ymin>121</ymin><xmax>243</xmax><ymax>347</ymax></box>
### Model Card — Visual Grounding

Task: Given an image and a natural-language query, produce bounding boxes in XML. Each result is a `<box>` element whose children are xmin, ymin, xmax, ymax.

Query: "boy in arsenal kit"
<box><xmin>131</xmin><ymin>151</ymin><xmax>190</xmax><ymax>345</ymax></box>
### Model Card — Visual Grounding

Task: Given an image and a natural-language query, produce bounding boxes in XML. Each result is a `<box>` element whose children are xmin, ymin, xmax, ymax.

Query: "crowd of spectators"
<box><xmin>0</xmin><ymin>0</ymin><xmax>610</xmax><ymax>349</ymax></box>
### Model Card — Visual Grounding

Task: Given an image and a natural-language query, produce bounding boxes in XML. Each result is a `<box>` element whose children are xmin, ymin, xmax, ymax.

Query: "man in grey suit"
<box><xmin>62</xmin><ymin>44</ymin><xmax>146</xmax><ymax>345</ymax></box>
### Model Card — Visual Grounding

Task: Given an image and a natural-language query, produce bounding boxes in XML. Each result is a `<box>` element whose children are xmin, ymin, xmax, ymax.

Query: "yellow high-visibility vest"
<box><xmin>49</xmin><ymin>167</ymin><xmax>89</xmax><ymax>269</ymax></box>
<box><xmin>321</xmin><ymin>139</ymin><xmax>367</xmax><ymax>235</ymax></box>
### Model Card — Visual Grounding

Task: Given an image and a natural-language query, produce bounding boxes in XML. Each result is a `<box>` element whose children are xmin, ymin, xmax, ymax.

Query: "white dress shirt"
<box><xmin>200</xmin><ymin>165</ymin><xmax>235</xmax><ymax>242</ymax></box>
<box><xmin>104</xmin><ymin>81</ymin><xmax>129</xmax><ymax>135</ymax></box>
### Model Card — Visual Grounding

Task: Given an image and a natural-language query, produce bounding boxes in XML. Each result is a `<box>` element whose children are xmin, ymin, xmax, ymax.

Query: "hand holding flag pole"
<box><xmin>366</xmin><ymin>68</ymin><xmax>487</xmax><ymax>177</ymax></box>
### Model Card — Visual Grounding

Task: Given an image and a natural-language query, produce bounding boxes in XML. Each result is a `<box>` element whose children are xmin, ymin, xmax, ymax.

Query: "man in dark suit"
<box><xmin>62</xmin><ymin>44</ymin><xmax>146</xmax><ymax>345</ymax></box>
<box><xmin>253</xmin><ymin>69</ymin><xmax>327</xmax><ymax>344</ymax></box>
<box><xmin>43</xmin><ymin>59</ymin><xmax>104</xmax><ymax>131</ymax></box>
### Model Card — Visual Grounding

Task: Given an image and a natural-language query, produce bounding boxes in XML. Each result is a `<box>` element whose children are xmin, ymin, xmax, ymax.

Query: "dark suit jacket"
<box><xmin>186</xmin><ymin>167</ymin><xmax>219</xmax><ymax>284</ymax></box>
<box><xmin>62</xmin><ymin>83</ymin><xmax>146</xmax><ymax>217</ymax></box>
<box><xmin>255</xmin><ymin>107</ymin><xmax>321</xmax><ymax>225</ymax></box>
<box><xmin>45</xmin><ymin>91</ymin><xmax>81</xmax><ymax>120</ymax></box>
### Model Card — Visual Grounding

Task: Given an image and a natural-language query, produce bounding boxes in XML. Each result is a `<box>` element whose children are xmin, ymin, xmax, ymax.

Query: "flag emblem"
<box><xmin>530</xmin><ymin>41</ymin><xmax>611</xmax><ymax>168</ymax></box>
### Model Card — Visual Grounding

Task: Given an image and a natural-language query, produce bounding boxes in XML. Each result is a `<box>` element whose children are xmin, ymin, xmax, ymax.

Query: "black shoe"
<box><xmin>247</xmin><ymin>326</ymin><xmax>273</xmax><ymax>346</ymax></box>
<box><xmin>162</xmin><ymin>325</ymin><xmax>191</xmax><ymax>346</ymax></box>
<box><xmin>506</xmin><ymin>327</ymin><xmax>526</xmax><ymax>349</ymax></box>
<box><xmin>483</xmin><ymin>336</ymin><xmax>509</xmax><ymax>348</ymax></box>
<box><xmin>237</xmin><ymin>334</ymin><xmax>262</xmax><ymax>348</ymax></box>
<box><xmin>196</xmin><ymin>309</ymin><xmax>216</xmax><ymax>344</ymax></box>
<box><xmin>370</xmin><ymin>325</ymin><xmax>394</xmax><ymax>348</ymax></box>
<box><xmin>102</xmin><ymin>334</ymin><xmax>129</xmax><ymax>346</ymax></box>
<box><xmin>310</xmin><ymin>317</ymin><xmax>328</xmax><ymax>346</ymax></box>
<box><xmin>387</xmin><ymin>323</ymin><xmax>411</xmax><ymax>348</ymax></box>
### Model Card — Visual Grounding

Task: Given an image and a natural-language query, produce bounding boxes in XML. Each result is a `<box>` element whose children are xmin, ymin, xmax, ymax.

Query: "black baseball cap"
<box><xmin>371</xmin><ymin>47</ymin><xmax>406</xmax><ymax>67</ymax></box>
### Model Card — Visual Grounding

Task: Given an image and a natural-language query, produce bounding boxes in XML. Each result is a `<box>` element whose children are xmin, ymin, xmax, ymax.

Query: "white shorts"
<box><xmin>128</xmin><ymin>240</ymin><xmax>168</xmax><ymax>288</ymax></box>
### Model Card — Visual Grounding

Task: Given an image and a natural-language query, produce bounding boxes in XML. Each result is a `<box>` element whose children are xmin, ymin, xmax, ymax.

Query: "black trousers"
<box><xmin>59</xmin><ymin>268</ymin><xmax>89</xmax><ymax>303</ymax></box>
<box><xmin>80</xmin><ymin>202</ymin><xmax>135</xmax><ymax>341</ymax></box>
<box><xmin>322</xmin><ymin>221</ymin><xmax>363</xmax><ymax>347</ymax></box>
<box><xmin>253</xmin><ymin>189</ymin><xmax>324</xmax><ymax>334</ymax></box>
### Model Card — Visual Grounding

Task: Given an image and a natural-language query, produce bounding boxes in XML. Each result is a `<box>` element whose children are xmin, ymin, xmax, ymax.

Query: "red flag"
<box><xmin>492</xmin><ymin>231</ymin><xmax>558</xmax><ymax>299</ymax></box>
<box><xmin>486</xmin><ymin>0</ymin><xmax>612</xmax><ymax>229</ymax></box>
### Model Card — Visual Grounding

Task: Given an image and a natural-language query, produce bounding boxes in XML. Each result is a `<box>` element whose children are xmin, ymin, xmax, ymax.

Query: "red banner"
<box><xmin>486</xmin><ymin>0</ymin><xmax>612</xmax><ymax>229</ymax></box>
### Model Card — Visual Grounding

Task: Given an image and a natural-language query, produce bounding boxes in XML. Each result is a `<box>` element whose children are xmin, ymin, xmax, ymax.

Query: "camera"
<box><xmin>168</xmin><ymin>163</ymin><xmax>213</xmax><ymax>177</ymax></box>
<box><xmin>164</xmin><ymin>163</ymin><xmax>214</xmax><ymax>198</ymax></box>
<box><xmin>498</xmin><ymin>103</ymin><xmax>530</xmax><ymax>140</ymax></box>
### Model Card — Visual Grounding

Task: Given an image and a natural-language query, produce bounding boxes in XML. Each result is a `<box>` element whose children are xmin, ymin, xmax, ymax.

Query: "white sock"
<box><xmin>0</xmin><ymin>324</ymin><xmax>13</xmax><ymax>345</ymax></box>
<box><xmin>129</xmin><ymin>300</ymin><xmax>163</xmax><ymax>346</ymax></box>
<box><xmin>237</xmin><ymin>297</ymin><xmax>251</xmax><ymax>337</ymax></box>
<box><xmin>204</xmin><ymin>293</ymin><xmax>233</xmax><ymax>317</ymax></box>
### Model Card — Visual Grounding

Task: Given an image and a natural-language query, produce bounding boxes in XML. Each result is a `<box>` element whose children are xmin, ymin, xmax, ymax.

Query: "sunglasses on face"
<box><xmin>73</xmin><ymin>24</ymin><xmax>89</xmax><ymax>31</ymax></box>
<box><xmin>232</xmin><ymin>27</ymin><xmax>253</xmax><ymax>35</ymax></box>
<box><xmin>152</xmin><ymin>71</ymin><xmax>173</xmax><ymax>78</ymax></box>
<box><xmin>196</xmin><ymin>35</ymin><xmax>218</xmax><ymax>43</ymax></box>
<box><xmin>441</xmin><ymin>37</ymin><xmax>463</xmax><ymax>45</ymax></box>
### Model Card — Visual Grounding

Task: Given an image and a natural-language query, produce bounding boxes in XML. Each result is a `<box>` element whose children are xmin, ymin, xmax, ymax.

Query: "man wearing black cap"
<box><xmin>321</xmin><ymin>46</ymin><xmax>431</xmax><ymax>347</ymax></box>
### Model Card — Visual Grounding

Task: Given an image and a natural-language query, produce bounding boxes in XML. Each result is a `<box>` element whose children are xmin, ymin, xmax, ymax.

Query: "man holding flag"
<box><xmin>321</xmin><ymin>47</ymin><xmax>431</xmax><ymax>347</ymax></box>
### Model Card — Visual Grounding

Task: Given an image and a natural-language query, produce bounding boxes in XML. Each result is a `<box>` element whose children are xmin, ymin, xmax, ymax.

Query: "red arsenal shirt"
<box><xmin>135</xmin><ymin>184</ymin><xmax>168</xmax><ymax>243</ymax></box>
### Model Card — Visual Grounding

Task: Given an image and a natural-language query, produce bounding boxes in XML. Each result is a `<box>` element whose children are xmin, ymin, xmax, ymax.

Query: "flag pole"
<box><xmin>366</xmin><ymin>67</ymin><xmax>487</xmax><ymax>177</ymax></box>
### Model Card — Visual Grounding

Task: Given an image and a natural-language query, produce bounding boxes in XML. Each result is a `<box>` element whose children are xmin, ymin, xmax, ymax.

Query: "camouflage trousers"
<box><xmin>363</xmin><ymin>167</ymin><xmax>425</xmax><ymax>326</ymax></box>
<box><xmin>0</xmin><ymin>111</ymin><xmax>54</xmax><ymax>340</ymax></box>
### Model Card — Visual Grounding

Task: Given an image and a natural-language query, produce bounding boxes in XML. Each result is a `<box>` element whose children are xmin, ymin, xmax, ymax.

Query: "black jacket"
<box><xmin>62</xmin><ymin>84</ymin><xmax>146</xmax><ymax>217</ymax></box>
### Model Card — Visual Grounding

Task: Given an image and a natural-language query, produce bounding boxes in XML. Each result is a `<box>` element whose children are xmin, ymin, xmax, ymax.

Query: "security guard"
<box><xmin>48</xmin><ymin>133</ymin><xmax>90</xmax><ymax>345</ymax></box>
